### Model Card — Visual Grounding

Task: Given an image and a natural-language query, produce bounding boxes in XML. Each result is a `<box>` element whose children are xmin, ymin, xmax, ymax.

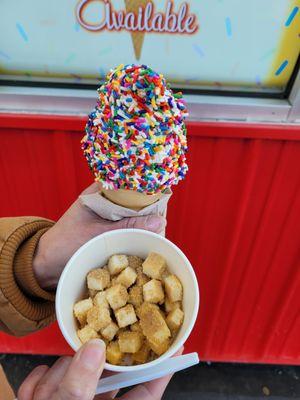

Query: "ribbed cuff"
<box><xmin>0</xmin><ymin>220</ymin><xmax>55</xmax><ymax>322</ymax></box>
<box><xmin>14</xmin><ymin>228</ymin><xmax>55</xmax><ymax>301</ymax></box>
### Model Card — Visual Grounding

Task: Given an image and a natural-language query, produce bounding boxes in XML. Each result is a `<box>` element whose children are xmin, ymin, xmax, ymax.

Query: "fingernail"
<box><xmin>147</xmin><ymin>216</ymin><xmax>165</xmax><ymax>232</ymax></box>
<box><xmin>79</xmin><ymin>339</ymin><xmax>106</xmax><ymax>371</ymax></box>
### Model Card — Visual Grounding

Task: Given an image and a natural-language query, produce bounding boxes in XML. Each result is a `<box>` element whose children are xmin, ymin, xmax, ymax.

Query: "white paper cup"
<box><xmin>56</xmin><ymin>229</ymin><xmax>200</xmax><ymax>372</ymax></box>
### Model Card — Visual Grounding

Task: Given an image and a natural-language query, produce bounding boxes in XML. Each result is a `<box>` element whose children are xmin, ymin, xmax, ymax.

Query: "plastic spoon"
<box><xmin>96</xmin><ymin>352</ymin><xmax>199</xmax><ymax>395</ymax></box>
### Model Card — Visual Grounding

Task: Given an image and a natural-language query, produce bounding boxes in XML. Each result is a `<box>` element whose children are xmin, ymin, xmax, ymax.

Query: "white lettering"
<box><xmin>136</xmin><ymin>7</ymin><xmax>143</xmax><ymax>30</ymax></box>
<box><xmin>165</xmin><ymin>1</ymin><xmax>177</xmax><ymax>32</ymax></box>
<box><xmin>177</xmin><ymin>3</ymin><xmax>186</xmax><ymax>33</ymax></box>
<box><xmin>124</xmin><ymin>12</ymin><xmax>137</xmax><ymax>31</ymax></box>
<box><xmin>152</xmin><ymin>13</ymin><xmax>164</xmax><ymax>32</ymax></box>
<box><xmin>143</xmin><ymin>2</ymin><xmax>153</xmax><ymax>32</ymax></box>
<box><xmin>76</xmin><ymin>0</ymin><xmax>106</xmax><ymax>31</ymax></box>
<box><xmin>185</xmin><ymin>15</ymin><xmax>197</xmax><ymax>34</ymax></box>
<box><xmin>76</xmin><ymin>0</ymin><xmax>199</xmax><ymax>35</ymax></box>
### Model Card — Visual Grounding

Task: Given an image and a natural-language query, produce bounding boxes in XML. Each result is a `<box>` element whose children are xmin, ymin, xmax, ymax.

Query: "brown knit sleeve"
<box><xmin>0</xmin><ymin>217</ymin><xmax>56</xmax><ymax>336</ymax></box>
<box><xmin>14</xmin><ymin>228</ymin><xmax>55</xmax><ymax>301</ymax></box>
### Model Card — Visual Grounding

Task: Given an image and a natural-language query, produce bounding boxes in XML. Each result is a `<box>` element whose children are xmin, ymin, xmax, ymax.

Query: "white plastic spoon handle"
<box><xmin>96</xmin><ymin>352</ymin><xmax>199</xmax><ymax>395</ymax></box>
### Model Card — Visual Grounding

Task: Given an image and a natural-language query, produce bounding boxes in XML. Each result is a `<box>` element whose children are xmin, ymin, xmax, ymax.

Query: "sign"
<box><xmin>77</xmin><ymin>1</ymin><xmax>198</xmax><ymax>34</ymax></box>
<box><xmin>0</xmin><ymin>0</ymin><xmax>299</xmax><ymax>92</ymax></box>
<box><xmin>77</xmin><ymin>0</ymin><xmax>198</xmax><ymax>60</ymax></box>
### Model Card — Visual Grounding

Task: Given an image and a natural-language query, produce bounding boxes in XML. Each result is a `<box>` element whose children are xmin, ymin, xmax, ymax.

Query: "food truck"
<box><xmin>0</xmin><ymin>0</ymin><xmax>299</xmax><ymax>365</ymax></box>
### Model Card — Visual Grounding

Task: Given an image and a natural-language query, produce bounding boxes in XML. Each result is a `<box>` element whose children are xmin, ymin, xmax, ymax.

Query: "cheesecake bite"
<box><xmin>73</xmin><ymin>252</ymin><xmax>184</xmax><ymax>365</ymax></box>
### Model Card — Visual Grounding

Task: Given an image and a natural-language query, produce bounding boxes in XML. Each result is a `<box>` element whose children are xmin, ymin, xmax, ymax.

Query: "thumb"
<box><xmin>115</xmin><ymin>215</ymin><xmax>166</xmax><ymax>234</ymax></box>
<box><xmin>55</xmin><ymin>339</ymin><xmax>105</xmax><ymax>399</ymax></box>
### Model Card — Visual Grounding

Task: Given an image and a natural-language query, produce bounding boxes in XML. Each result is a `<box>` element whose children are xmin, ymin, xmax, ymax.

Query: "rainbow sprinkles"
<box><xmin>82</xmin><ymin>64</ymin><xmax>188</xmax><ymax>194</ymax></box>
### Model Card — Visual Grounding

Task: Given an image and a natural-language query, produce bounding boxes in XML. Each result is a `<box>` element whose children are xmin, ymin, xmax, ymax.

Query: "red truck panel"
<box><xmin>0</xmin><ymin>115</ymin><xmax>299</xmax><ymax>364</ymax></box>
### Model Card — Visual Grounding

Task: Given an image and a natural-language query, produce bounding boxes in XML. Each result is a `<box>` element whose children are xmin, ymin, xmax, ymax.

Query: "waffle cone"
<box><xmin>125</xmin><ymin>0</ymin><xmax>148</xmax><ymax>59</ymax></box>
<box><xmin>101</xmin><ymin>187</ymin><xmax>162</xmax><ymax>211</ymax></box>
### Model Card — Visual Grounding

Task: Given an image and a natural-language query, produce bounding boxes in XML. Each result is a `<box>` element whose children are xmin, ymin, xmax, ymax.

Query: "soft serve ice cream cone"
<box><xmin>81</xmin><ymin>64</ymin><xmax>188</xmax><ymax>213</ymax></box>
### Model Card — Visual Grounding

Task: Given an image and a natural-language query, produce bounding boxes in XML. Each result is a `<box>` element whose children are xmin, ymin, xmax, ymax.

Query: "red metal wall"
<box><xmin>0</xmin><ymin>115</ymin><xmax>300</xmax><ymax>365</ymax></box>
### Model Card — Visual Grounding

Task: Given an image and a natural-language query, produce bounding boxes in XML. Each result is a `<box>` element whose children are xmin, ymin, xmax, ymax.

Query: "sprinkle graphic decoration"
<box><xmin>0</xmin><ymin>51</ymin><xmax>11</xmax><ymax>60</ymax></box>
<box><xmin>193</xmin><ymin>44</ymin><xmax>205</xmax><ymax>57</ymax></box>
<box><xmin>65</xmin><ymin>53</ymin><xmax>76</xmax><ymax>64</ymax></box>
<box><xmin>275</xmin><ymin>60</ymin><xmax>288</xmax><ymax>76</ymax></box>
<box><xmin>82</xmin><ymin>64</ymin><xmax>188</xmax><ymax>194</ymax></box>
<box><xmin>259</xmin><ymin>48</ymin><xmax>275</xmax><ymax>62</ymax></box>
<box><xmin>225</xmin><ymin>17</ymin><xmax>232</xmax><ymax>37</ymax></box>
<box><xmin>16</xmin><ymin>23</ymin><xmax>28</xmax><ymax>42</ymax></box>
<box><xmin>285</xmin><ymin>6</ymin><xmax>299</xmax><ymax>27</ymax></box>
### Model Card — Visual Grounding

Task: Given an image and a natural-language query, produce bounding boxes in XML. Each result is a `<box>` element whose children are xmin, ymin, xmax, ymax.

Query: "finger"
<box><xmin>54</xmin><ymin>339</ymin><xmax>106</xmax><ymax>400</ymax></box>
<box><xmin>18</xmin><ymin>365</ymin><xmax>49</xmax><ymax>400</ymax></box>
<box><xmin>32</xmin><ymin>357</ymin><xmax>72</xmax><ymax>400</ymax></box>
<box><xmin>94</xmin><ymin>371</ymin><xmax>119</xmax><ymax>400</ymax></box>
<box><xmin>119</xmin><ymin>347</ymin><xmax>184</xmax><ymax>400</ymax></box>
<box><xmin>119</xmin><ymin>374</ymin><xmax>173</xmax><ymax>400</ymax></box>
<box><xmin>114</xmin><ymin>215</ymin><xmax>166</xmax><ymax>234</ymax></box>
<box><xmin>94</xmin><ymin>389</ymin><xmax>119</xmax><ymax>400</ymax></box>
<box><xmin>81</xmin><ymin>182</ymin><xmax>101</xmax><ymax>195</ymax></box>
